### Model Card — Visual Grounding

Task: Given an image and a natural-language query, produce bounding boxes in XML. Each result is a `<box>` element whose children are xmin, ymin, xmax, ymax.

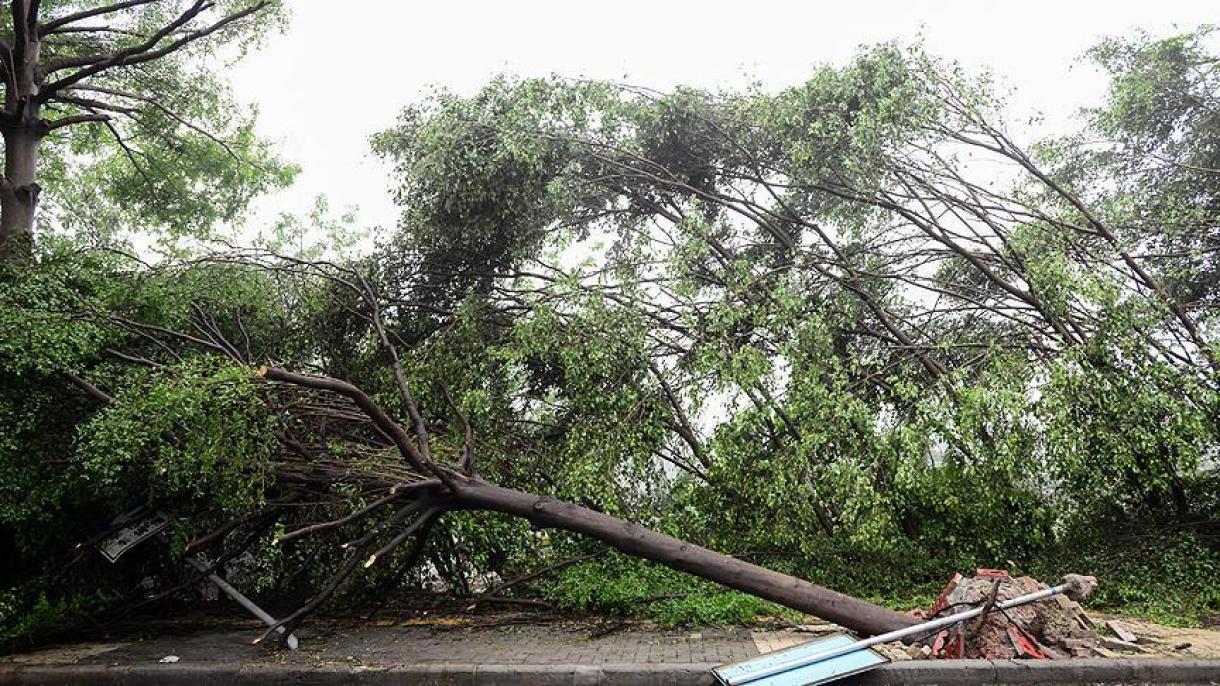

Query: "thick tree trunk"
<box><xmin>454</xmin><ymin>478</ymin><xmax>918</xmax><ymax>636</ymax></box>
<box><xmin>0</xmin><ymin>126</ymin><xmax>41</xmax><ymax>263</ymax></box>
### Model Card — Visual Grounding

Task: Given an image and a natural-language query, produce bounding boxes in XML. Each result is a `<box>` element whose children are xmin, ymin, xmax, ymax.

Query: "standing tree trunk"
<box><xmin>0</xmin><ymin>0</ymin><xmax>43</xmax><ymax>265</ymax></box>
<box><xmin>0</xmin><ymin>124</ymin><xmax>42</xmax><ymax>262</ymax></box>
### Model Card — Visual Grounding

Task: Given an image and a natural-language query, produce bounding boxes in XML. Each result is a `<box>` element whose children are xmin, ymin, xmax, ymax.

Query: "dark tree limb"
<box><xmin>364</xmin><ymin>506</ymin><xmax>441</xmax><ymax>569</ymax></box>
<box><xmin>255</xmin><ymin>501</ymin><xmax>435</xmax><ymax>644</ymax></box>
<box><xmin>275</xmin><ymin>492</ymin><xmax>402</xmax><ymax>545</ymax></box>
<box><xmin>63</xmin><ymin>370</ymin><xmax>115</xmax><ymax>405</ymax></box>
<box><xmin>441</xmin><ymin>385</ymin><xmax>475</xmax><ymax>475</ymax></box>
<box><xmin>39</xmin><ymin>0</ymin><xmax>159</xmax><ymax>34</ymax></box>
<box><xmin>648</xmin><ymin>361</ymin><xmax>710</xmax><ymax>469</ymax></box>
<box><xmin>259</xmin><ymin>366</ymin><xmax>432</xmax><ymax>475</ymax></box>
<box><xmin>475</xmin><ymin>549</ymin><xmax>607</xmax><ymax>602</ymax></box>
<box><xmin>363</xmin><ymin>510</ymin><xmax>441</xmax><ymax>622</ymax></box>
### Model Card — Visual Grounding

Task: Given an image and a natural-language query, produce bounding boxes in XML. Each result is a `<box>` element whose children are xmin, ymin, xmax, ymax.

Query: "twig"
<box><xmin>473</xmin><ymin>550</ymin><xmax>606</xmax><ymax>604</ymax></box>
<box><xmin>275</xmin><ymin>492</ymin><xmax>401</xmax><ymax>545</ymax></box>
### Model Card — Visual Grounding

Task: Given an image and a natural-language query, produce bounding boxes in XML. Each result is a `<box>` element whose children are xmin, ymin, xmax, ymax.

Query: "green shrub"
<box><xmin>545</xmin><ymin>553</ymin><xmax>797</xmax><ymax>627</ymax></box>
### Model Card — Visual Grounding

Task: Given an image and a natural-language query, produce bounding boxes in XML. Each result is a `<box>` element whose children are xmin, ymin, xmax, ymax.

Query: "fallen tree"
<box><xmin>255</xmin><ymin>365</ymin><xmax>918</xmax><ymax>640</ymax></box>
<box><xmin>7</xmin><ymin>27</ymin><xmax>1220</xmax><ymax>648</ymax></box>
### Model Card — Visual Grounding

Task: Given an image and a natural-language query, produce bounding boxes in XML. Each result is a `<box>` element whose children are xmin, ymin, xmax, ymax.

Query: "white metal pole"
<box><xmin>186</xmin><ymin>556</ymin><xmax>300</xmax><ymax>650</ymax></box>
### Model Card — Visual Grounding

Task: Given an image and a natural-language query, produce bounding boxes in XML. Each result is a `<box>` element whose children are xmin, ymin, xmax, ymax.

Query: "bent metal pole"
<box><xmin>727</xmin><ymin>582</ymin><xmax>1072</xmax><ymax>685</ymax></box>
<box><xmin>185</xmin><ymin>556</ymin><xmax>300</xmax><ymax>650</ymax></box>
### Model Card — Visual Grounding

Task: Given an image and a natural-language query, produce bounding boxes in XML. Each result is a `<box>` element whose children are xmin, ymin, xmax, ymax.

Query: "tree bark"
<box><xmin>0</xmin><ymin>125</ymin><xmax>41</xmax><ymax>262</ymax></box>
<box><xmin>452</xmin><ymin>478</ymin><xmax>918</xmax><ymax>636</ymax></box>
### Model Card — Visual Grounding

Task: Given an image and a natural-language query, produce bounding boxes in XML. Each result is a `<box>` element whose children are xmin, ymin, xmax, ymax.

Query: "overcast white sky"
<box><xmin>228</xmin><ymin>0</ymin><xmax>1218</xmax><ymax>234</ymax></box>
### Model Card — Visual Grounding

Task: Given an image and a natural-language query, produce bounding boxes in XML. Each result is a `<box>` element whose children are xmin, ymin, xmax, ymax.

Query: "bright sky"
<box><xmin>229</xmin><ymin>0</ymin><xmax>1218</xmax><ymax>234</ymax></box>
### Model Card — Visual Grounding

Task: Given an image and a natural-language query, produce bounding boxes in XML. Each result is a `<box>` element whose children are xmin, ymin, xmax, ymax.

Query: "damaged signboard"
<box><xmin>97</xmin><ymin>509</ymin><xmax>171</xmax><ymax>563</ymax></box>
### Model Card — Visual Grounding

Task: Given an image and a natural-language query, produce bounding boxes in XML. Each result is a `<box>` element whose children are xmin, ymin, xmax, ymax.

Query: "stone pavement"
<box><xmin>3</xmin><ymin>614</ymin><xmax>1219</xmax><ymax>684</ymax></box>
<box><xmin>1</xmin><ymin>616</ymin><xmax>771</xmax><ymax>668</ymax></box>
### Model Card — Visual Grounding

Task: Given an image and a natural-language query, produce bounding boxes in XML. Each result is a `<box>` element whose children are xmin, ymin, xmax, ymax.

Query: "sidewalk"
<box><xmin>3</xmin><ymin>615</ymin><xmax>1218</xmax><ymax>684</ymax></box>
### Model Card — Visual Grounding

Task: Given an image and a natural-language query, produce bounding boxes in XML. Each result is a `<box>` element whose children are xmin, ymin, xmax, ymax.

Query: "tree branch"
<box><xmin>41</xmin><ymin>1</ymin><xmax>269</xmax><ymax>100</ymax></box>
<box><xmin>11</xmin><ymin>1</ymin><xmax>30</xmax><ymax>59</ymax></box>
<box><xmin>258</xmin><ymin>366</ymin><xmax>434</xmax><ymax>477</ymax></box>
<box><xmin>38</xmin><ymin>0</ymin><xmax>159</xmax><ymax>34</ymax></box>
<box><xmin>63</xmin><ymin>371</ymin><xmax>115</xmax><ymax>404</ymax></box>
<box><xmin>41</xmin><ymin>24</ymin><xmax>148</xmax><ymax>38</ymax></box>
<box><xmin>61</xmin><ymin>85</ymin><xmax>248</xmax><ymax>164</ymax></box>
<box><xmin>44</xmin><ymin>111</ymin><xmax>110</xmax><ymax>130</ymax></box>
<box><xmin>275</xmin><ymin>492</ymin><xmax>403</xmax><ymax>545</ymax></box>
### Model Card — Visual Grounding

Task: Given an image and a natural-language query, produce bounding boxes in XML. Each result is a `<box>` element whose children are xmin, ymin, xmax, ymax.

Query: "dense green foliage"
<box><xmin>2</xmin><ymin>26</ymin><xmax>1219</xmax><ymax>644</ymax></box>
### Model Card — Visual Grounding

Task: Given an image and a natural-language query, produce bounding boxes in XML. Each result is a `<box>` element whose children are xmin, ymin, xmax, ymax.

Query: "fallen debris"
<box><xmin>713</xmin><ymin>575</ymin><xmax>1095</xmax><ymax>684</ymax></box>
<box><xmin>1107</xmin><ymin>619</ymin><xmax>1138</xmax><ymax>643</ymax></box>
<box><xmin>1098</xmin><ymin>636</ymin><xmax>1147</xmax><ymax>653</ymax></box>
<box><xmin>903</xmin><ymin>643</ymin><xmax>932</xmax><ymax>660</ymax></box>
<box><xmin>915</xmin><ymin>569</ymin><xmax>1101</xmax><ymax>659</ymax></box>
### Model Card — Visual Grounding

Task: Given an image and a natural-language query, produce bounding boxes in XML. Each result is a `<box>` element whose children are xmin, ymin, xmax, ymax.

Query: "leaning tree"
<box><xmin>0</xmin><ymin>0</ymin><xmax>289</xmax><ymax>263</ymax></box>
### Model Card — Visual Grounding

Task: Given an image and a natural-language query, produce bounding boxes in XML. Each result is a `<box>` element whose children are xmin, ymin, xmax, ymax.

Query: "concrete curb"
<box><xmin>857</xmin><ymin>658</ymin><xmax>1220</xmax><ymax>684</ymax></box>
<box><xmin>1</xmin><ymin>658</ymin><xmax>1218</xmax><ymax>685</ymax></box>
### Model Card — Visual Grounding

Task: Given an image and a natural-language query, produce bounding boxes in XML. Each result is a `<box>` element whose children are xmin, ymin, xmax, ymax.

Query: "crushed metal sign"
<box><xmin>98</xmin><ymin>510</ymin><xmax>171</xmax><ymax>563</ymax></box>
